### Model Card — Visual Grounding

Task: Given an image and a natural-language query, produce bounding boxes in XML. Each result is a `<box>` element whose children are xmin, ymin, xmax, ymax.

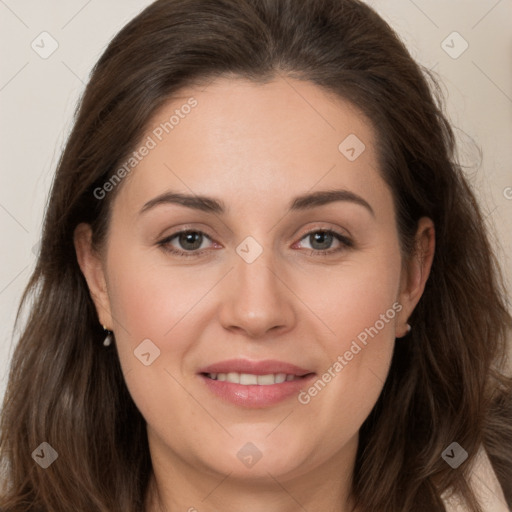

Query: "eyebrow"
<box><xmin>139</xmin><ymin>189</ymin><xmax>375</xmax><ymax>217</ymax></box>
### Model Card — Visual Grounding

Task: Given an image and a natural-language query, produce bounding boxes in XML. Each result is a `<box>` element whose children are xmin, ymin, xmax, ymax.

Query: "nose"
<box><xmin>217</xmin><ymin>247</ymin><xmax>296</xmax><ymax>339</ymax></box>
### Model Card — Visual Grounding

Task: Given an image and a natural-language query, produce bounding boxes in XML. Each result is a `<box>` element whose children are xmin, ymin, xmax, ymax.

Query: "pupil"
<box><xmin>180</xmin><ymin>232</ymin><xmax>202</xmax><ymax>250</ymax></box>
<box><xmin>311</xmin><ymin>232</ymin><xmax>332</xmax><ymax>250</ymax></box>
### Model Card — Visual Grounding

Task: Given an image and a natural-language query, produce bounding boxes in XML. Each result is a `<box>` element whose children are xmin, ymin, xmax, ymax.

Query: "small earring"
<box><xmin>406</xmin><ymin>323</ymin><xmax>412</xmax><ymax>334</ymax></box>
<box><xmin>102</xmin><ymin>325</ymin><xmax>113</xmax><ymax>347</ymax></box>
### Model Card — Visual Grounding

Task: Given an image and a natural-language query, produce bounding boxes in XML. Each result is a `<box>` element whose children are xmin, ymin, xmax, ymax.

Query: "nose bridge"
<box><xmin>218</xmin><ymin>234</ymin><xmax>295</xmax><ymax>337</ymax></box>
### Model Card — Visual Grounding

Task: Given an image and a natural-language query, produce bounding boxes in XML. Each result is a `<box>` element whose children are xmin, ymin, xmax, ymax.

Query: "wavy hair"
<box><xmin>1</xmin><ymin>0</ymin><xmax>511</xmax><ymax>510</ymax></box>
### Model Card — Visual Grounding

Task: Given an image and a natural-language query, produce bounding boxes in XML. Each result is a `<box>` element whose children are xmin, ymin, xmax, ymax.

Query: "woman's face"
<box><xmin>76</xmin><ymin>77</ymin><xmax>433</xmax><ymax>497</ymax></box>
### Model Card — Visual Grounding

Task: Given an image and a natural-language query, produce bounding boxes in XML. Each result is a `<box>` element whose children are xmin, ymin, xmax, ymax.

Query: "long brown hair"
<box><xmin>1</xmin><ymin>0</ymin><xmax>511</xmax><ymax>510</ymax></box>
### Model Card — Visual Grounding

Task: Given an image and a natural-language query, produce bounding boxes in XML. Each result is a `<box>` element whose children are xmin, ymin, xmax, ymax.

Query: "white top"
<box><xmin>441</xmin><ymin>446</ymin><xmax>509</xmax><ymax>511</ymax></box>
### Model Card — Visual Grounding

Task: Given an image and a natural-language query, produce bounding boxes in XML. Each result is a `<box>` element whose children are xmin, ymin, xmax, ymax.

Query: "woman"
<box><xmin>1</xmin><ymin>0</ymin><xmax>511</xmax><ymax>510</ymax></box>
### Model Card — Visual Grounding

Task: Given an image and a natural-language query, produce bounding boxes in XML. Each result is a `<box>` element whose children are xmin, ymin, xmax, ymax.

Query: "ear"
<box><xmin>73</xmin><ymin>223</ymin><xmax>113</xmax><ymax>329</ymax></box>
<box><xmin>396</xmin><ymin>217</ymin><xmax>435</xmax><ymax>337</ymax></box>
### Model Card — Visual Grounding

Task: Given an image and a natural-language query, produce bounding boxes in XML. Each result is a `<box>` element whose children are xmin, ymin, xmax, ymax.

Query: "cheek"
<box><xmin>301</xmin><ymin>240</ymin><xmax>402</xmax><ymax>349</ymax></box>
<box><xmin>102</xmin><ymin>244</ymin><xmax>208</xmax><ymax>402</ymax></box>
<box><xmin>104</xmin><ymin>258</ymin><xmax>200</xmax><ymax>433</ymax></box>
<box><xmin>105</xmin><ymin>241</ymin><xmax>210</xmax><ymax>342</ymax></box>
<box><xmin>292</xmin><ymin>244</ymin><xmax>401</xmax><ymax>437</ymax></box>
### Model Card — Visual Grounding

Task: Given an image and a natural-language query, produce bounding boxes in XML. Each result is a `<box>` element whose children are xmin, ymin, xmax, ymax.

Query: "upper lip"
<box><xmin>198</xmin><ymin>358</ymin><xmax>314</xmax><ymax>377</ymax></box>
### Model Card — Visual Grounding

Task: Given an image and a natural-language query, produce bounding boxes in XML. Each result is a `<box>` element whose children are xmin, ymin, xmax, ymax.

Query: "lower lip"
<box><xmin>198</xmin><ymin>374</ymin><xmax>316</xmax><ymax>408</ymax></box>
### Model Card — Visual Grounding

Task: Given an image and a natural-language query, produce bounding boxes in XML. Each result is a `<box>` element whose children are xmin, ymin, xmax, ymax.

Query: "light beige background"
<box><xmin>0</xmin><ymin>0</ymin><xmax>511</xmax><ymax>402</ymax></box>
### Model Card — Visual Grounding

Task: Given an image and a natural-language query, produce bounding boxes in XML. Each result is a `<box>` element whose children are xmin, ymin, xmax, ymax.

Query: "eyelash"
<box><xmin>157</xmin><ymin>228</ymin><xmax>353</xmax><ymax>258</ymax></box>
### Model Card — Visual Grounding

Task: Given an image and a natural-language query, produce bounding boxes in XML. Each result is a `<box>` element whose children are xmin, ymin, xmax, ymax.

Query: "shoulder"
<box><xmin>441</xmin><ymin>445</ymin><xmax>509</xmax><ymax>512</ymax></box>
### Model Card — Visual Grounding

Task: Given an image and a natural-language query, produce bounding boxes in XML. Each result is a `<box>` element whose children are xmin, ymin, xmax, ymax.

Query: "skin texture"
<box><xmin>74</xmin><ymin>77</ymin><xmax>435</xmax><ymax>512</ymax></box>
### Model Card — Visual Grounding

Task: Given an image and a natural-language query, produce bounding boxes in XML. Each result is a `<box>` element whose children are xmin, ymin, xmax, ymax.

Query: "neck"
<box><xmin>144</xmin><ymin>433</ymin><xmax>359</xmax><ymax>512</ymax></box>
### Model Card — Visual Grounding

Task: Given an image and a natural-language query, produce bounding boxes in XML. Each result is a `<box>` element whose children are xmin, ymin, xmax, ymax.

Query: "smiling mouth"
<box><xmin>201</xmin><ymin>372</ymin><xmax>314</xmax><ymax>385</ymax></box>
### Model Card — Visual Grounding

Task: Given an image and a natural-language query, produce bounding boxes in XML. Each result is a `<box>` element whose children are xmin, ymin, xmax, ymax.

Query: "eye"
<box><xmin>157</xmin><ymin>227</ymin><xmax>353</xmax><ymax>258</ymax></box>
<box><xmin>295</xmin><ymin>229</ymin><xmax>353</xmax><ymax>256</ymax></box>
<box><xmin>158</xmin><ymin>230</ymin><xmax>216</xmax><ymax>257</ymax></box>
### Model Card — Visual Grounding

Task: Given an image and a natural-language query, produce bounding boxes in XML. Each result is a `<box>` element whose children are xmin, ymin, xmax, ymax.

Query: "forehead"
<box><xmin>113</xmin><ymin>76</ymin><xmax>386</xmax><ymax>217</ymax></box>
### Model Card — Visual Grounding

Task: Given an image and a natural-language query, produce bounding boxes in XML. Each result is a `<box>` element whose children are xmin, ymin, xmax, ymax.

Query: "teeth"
<box><xmin>257</xmin><ymin>374</ymin><xmax>276</xmax><ymax>385</ymax></box>
<box><xmin>239</xmin><ymin>373</ymin><xmax>257</xmax><ymax>385</ymax></box>
<box><xmin>274</xmin><ymin>373</ymin><xmax>286</xmax><ymax>383</ymax></box>
<box><xmin>206</xmin><ymin>372</ymin><xmax>300</xmax><ymax>385</ymax></box>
